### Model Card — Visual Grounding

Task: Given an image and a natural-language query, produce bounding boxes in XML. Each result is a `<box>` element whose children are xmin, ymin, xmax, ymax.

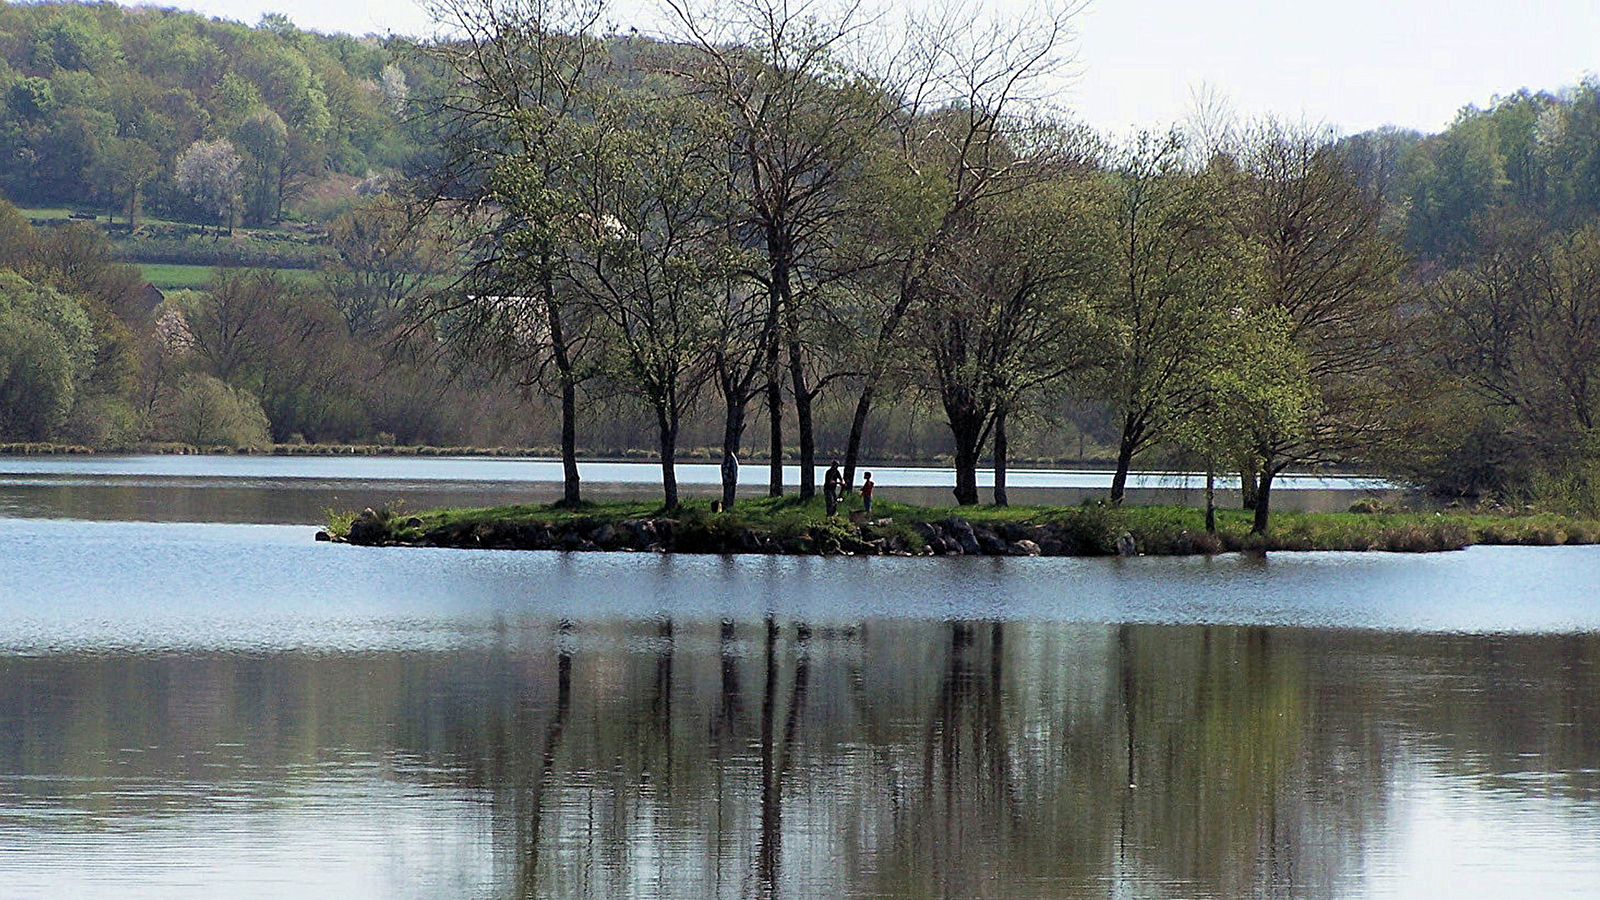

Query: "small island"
<box><xmin>324</xmin><ymin>497</ymin><xmax>1600</xmax><ymax>557</ymax></box>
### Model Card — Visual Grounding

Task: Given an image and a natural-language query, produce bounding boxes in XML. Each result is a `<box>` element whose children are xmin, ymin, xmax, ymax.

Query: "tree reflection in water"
<box><xmin>4</xmin><ymin>624</ymin><xmax>1600</xmax><ymax>898</ymax></box>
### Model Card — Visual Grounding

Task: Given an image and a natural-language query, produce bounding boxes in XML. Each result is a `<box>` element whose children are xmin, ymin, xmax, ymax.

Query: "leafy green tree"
<box><xmin>5</xmin><ymin>76</ymin><xmax>55</xmax><ymax>120</ymax></box>
<box><xmin>1227</xmin><ymin>127</ymin><xmax>1405</xmax><ymax>533</ymax></box>
<box><xmin>412</xmin><ymin>0</ymin><xmax>610</xmax><ymax>505</ymax></box>
<box><xmin>234</xmin><ymin>107</ymin><xmax>288</xmax><ymax>224</ymax></box>
<box><xmin>89</xmin><ymin>136</ymin><xmax>158</xmax><ymax>229</ymax></box>
<box><xmin>567</xmin><ymin>91</ymin><xmax>734</xmax><ymax>508</ymax></box>
<box><xmin>30</xmin><ymin>13</ymin><xmax>120</xmax><ymax>72</ymax></box>
<box><xmin>1089</xmin><ymin>133</ymin><xmax>1240</xmax><ymax>505</ymax></box>
<box><xmin>0</xmin><ymin>271</ymin><xmax>94</xmax><ymax>441</ymax></box>
<box><xmin>911</xmin><ymin>174</ymin><xmax>1101</xmax><ymax>505</ymax></box>
<box><xmin>154</xmin><ymin>371</ymin><xmax>272</xmax><ymax>448</ymax></box>
<box><xmin>1174</xmin><ymin>309</ymin><xmax>1315</xmax><ymax>532</ymax></box>
<box><xmin>1403</xmin><ymin>111</ymin><xmax>1506</xmax><ymax>262</ymax></box>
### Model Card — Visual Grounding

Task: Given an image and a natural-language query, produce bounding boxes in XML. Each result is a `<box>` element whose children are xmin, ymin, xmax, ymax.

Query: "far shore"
<box><xmin>322</xmin><ymin>497</ymin><xmax>1600</xmax><ymax>558</ymax></box>
<box><xmin>0</xmin><ymin>440</ymin><xmax>1127</xmax><ymax>470</ymax></box>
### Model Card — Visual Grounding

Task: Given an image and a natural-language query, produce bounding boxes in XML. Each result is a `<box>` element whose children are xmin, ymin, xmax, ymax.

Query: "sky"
<box><xmin>124</xmin><ymin>0</ymin><xmax>1600</xmax><ymax>137</ymax></box>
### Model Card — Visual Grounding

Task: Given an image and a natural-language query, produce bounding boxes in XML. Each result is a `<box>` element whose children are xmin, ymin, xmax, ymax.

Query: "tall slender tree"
<box><xmin>1089</xmin><ymin>133</ymin><xmax>1239</xmax><ymax>505</ymax></box>
<box><xmin>839</xmin><ymin>0</ymin><xmax>1084</xmax><ymax>492</ymax></box>
<box><xmin>410</xmin><ymin>0</ymin><xmax>609</xmax><ymax>505</ymax></box>
<box><xmin>567</xmin><ymin>90</ymin><xmax>735</xmax><ymax>508</ymax></box>
<box><xmin>1226</xmin><ymin>126</ymin><xmax>1406</xmax><ymax>533</ymax></box>
<box><xmin>667</xmin><ymin>0</ymin><xmax>893</xmax><ymax>498</ymax></box>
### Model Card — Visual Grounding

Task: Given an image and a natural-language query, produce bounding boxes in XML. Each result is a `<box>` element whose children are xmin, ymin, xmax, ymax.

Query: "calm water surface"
<box><xmin>0</xmin><ymin>461</ymin><xmax>1596</xmax><ymax>899</ymax></box>
<box><xmin>0</xmin><ymin>454</ymin><xmax>1391</xmax><ymax>523</ymax></box>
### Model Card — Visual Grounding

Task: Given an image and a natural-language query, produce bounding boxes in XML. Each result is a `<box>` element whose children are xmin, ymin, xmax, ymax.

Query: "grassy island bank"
<box><xmin>324</xmin><ymin>496</ymin><xmax>1600</xmax><ymax>557</ymax></box>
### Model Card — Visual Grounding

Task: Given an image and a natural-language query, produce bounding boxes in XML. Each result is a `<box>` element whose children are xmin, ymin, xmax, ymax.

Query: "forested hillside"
<box><xmin>0</xmin><ymin>0</ymin><xmax>426</xmax><ymax>224</ymax></box>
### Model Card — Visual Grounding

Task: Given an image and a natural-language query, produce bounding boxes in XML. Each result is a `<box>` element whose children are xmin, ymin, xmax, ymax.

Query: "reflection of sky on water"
<box><xmin>0</xmin><ymin>773</ymin><xmax>495</xmax><ymax>900</ymax></box>
<box><xmin>0</xmin><ymin>455</ymin><xmax>1396</xmax><ymax>524</ymax></box>
<box><xmin>0</xmin><ymin>454</ymin><xmax>1393</xmax><ymax>490</ymax></box>
<box><xmin>1370</xmin><ymin>755</ymin><xmax>1600</xmax><ymax>898</ymax></box>
<box><xmin>2</xmin><ymin>519</ymin><xmax>1598</xmax><ymax>653</ymax></box>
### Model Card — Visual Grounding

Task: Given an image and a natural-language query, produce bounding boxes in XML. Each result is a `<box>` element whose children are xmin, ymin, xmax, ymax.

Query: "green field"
<box><xmin>20</xmin><ymin>206</ymin><xmax>193</xmax><ymax>229</ymax></box>
<box><xmin>138</xmin><ymin>263</ymin><xmax>318</xmax><ymax>290</ymax></box>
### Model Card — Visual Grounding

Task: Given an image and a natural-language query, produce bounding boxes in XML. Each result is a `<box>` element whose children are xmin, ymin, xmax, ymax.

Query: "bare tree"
<box><xmin>665</xmin><ymin>0</ymin><xmax>895</xmax><ymax>498</ymax></box>
<box><xmin>323</xmin><ymin>196</ymin><xmax>458</xmax><ymax>337</ymax></box>
<box><xmin>1226</xmin><ymin>125</ymin><xmax>1406</xmax><ymax>533</ymax></box>
<box><xmin>839</xmin><ymin>0</ymin><xmax>1085</xmax><ymax>492</ymax></box>
<box><xmin>1422</xmin><ymin>219</ymin><xmax>1600</xmax><ymax>494</ymax></box>
<box><xmin>913</xmin><ymin>173</ymin><xmax>1099</xmax><ymax>505</ymax></box>
<box><xmin>410</xmin><ymin>0</ymin><xmax>610</xmax><ymax>505</ymax></box>
<box><xmin>567</xmin><ymin>90</ymin><xmax>734</xmax><ymax>508</ymax></box>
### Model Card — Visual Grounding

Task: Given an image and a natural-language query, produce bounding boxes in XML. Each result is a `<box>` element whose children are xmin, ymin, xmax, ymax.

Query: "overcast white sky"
<box><xmin>133</xmin><ymin>0</ymin><xmax>1600</xmax><ymax>136</ymax></box>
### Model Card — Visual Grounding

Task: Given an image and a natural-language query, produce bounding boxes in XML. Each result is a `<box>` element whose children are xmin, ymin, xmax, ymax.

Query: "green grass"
<box><xmin>139</xmin><ymin>263</ymin><xmax>318</xmax><ymax>289</ymax></box>
<box><xmin>339</xmin><ymin>495</ymin><xmax>1600</xmax><ymax>555</ymax></box>
<box><xmin>18</xmin><ymin>206</ymin><xmax>77</xmax><ymax>221</ymax></box>
<box><xmin>20</xmin><ymin>206</ymin><xmax>201</xmax><ymax>230</ymax></box>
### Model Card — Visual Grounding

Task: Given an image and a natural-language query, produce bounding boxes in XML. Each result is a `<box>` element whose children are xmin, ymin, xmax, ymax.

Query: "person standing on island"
<box><xmin>824</xmin><ymin>462</ymin><xmax>842</xmax><ymax>516</ymax></box>
<box><xmin>861</xmin><ymin>472</ymin><xmax>875</xmax><ymax>517</ymax></box>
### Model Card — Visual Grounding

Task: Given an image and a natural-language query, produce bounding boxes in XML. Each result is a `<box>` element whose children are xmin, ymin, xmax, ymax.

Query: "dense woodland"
<box><xmin>2</xmin><ymin>0</ymin><xmax>1599</xmax><ymax>526</ymax></box>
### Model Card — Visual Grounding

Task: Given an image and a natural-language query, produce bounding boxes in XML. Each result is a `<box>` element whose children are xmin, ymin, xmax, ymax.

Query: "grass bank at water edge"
<box><xmin>323</xmin><ymin>496</ymin><xmax>1600</xmax><ymax>557</ymax></box>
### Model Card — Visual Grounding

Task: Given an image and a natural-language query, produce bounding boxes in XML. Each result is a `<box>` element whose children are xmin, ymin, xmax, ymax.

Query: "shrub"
<box><xmin>152</xmin><ymin>373</ymin><xmax>272</xmax><ymax>449</ymax></box>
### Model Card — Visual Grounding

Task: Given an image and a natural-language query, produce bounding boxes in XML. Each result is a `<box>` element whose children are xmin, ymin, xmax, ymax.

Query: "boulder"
<box><xmin>621</xmin><ymin>519</ymin><xmax>658</xmax><ymax>548</ymax></box>
<box><xmin>1115</xmin><ymin>531</ymin><xmax>1138</xmax><ymax>556</ymax></box>
<box><xmin>346</xmin><ymin>510</ymin><xmax>388</xmax><ymax>545</ymax></box>
<box><xmin>943</xmin><ymin>518</ymin><xmax>981</xmax><ymax>555</ymax></box>
<box><xmin>975</xmin><ymin>526</ymin><xmax>1007</xmax><ymax>555</ymax></box>
<box><xmin>1008</xmin><ymin>539</ymin><xmax>1042</xmax><ymax>556</ymax></box>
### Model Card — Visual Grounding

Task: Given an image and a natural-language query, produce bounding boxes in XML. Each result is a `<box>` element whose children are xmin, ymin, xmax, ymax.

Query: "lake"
<box><xmin>2</xmin><ymin>456</ymin><xmax>1596</xmax><ymax>899</ymax></box>
<box><xmin>0</xmin><ymin>454</ymin><xmax>1392</xmax><ymax>524</ymax></box>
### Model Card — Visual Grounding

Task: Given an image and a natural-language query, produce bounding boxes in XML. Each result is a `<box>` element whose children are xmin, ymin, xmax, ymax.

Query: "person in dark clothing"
<box><xmin>824</xmin><ymin>462</ymin><xmax>842</xmax><ymax>516</ymax></box>
<box><xmin>861</xmin><ymin>472</ymin><xmax>875</xmax><ymax>516</ymax></box>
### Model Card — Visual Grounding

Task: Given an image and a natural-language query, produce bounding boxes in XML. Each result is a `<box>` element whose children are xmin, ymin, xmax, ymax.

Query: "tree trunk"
<box><xmin>1205</xmin><ymin>463</ymin><xmax>1216</xmax><ymax>534</ymax></box>
<box><xmin>1109</xmin><ymin>413</ymin><xmax>1140</xmax><ymax>506</ymax></box>
<box><xmin>544</xmin><ymin>248</ymin><xmax>580</xmax><ymax>506</ymax></box>
<box><xmin>721</xmin><ymin>394</ymin><xmax>745</xmax><ymax>510</ymax></box>
<box><xmin>1240</xmin><ymin>460</ymin><xmax>1259</xmax><ymax>510</ymax></box>
<box><xmin>766</xmin><ymin>329</ymin><xmax>783</xmax><ymax>497</ymax></box>
<box><xmin>788</xmin><ymin>336</ymin><xmax>816</xmax><ymax>500</ymax></box>
<box><xmin>993</xmin><ymin>408</ymin><xmax>1009</xmax><ymax>507</ymax></box>
<box><xmin>657</xmin><ymin>408</ymin><xmax>679</xmax><ymax>510</ymax></box>
<box><xmin>842</xmin><ymin>274</ymin><xmax>921</xmax><ymax>492</ymax></box>
<box><xmin>1252</xmin><ymin>466</ymin><xmax>1276</xmax><ymax>535</ymax></box>
<box><xmin>952</xmin><ymin>421</ymin><xmax>983</xmax><ymax>506</ymax></box>
<box><xmin>558</xmin><ymin>370</ymin><xmax>581</xmax><ymax>505</ymax></box>
<box><xmin>842</xmin><ymin>380</ymin><xmax>875</xmax><ymax>492</ymax></box>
